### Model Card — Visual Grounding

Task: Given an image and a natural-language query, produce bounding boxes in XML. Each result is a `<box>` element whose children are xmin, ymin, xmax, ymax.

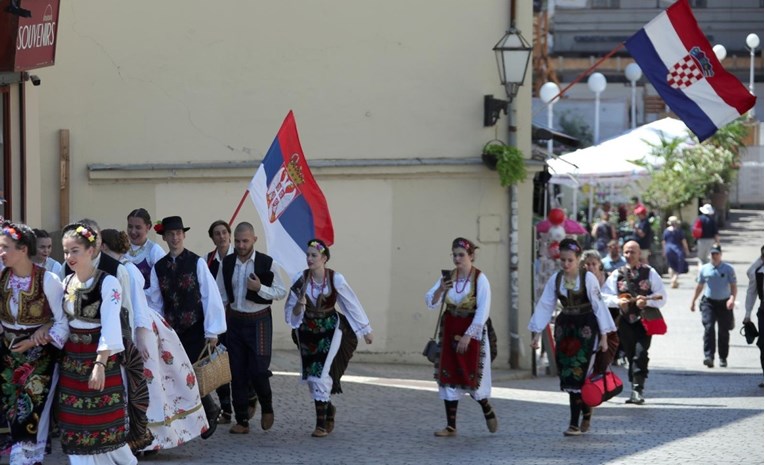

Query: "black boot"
<box><xmin>200</xmin><ymin>395</ymin><xmax>222</xmax><ymax>439</ymax></box>
<box><xmin>312</xmin><ymin>401</ymin><xmax>328</xmax><ymax>437</ymax></box>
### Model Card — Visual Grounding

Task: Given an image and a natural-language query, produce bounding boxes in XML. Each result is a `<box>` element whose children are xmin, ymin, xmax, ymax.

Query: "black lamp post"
<box><xmin>484</xmin><ymin>29</ymin><xmax>533</xmax><ymax>127</ymax></box>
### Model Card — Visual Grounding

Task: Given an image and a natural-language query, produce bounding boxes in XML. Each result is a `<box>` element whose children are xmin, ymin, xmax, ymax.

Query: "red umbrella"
<box><xmin>536</xmin><ymin>218</ymin><xmax>588</xmax><ymax>235</ymax></box>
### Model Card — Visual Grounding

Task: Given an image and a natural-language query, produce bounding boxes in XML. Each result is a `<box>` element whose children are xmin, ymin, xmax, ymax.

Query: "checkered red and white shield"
<box><xmin>666</xmin><ymin>55</ymin><xmax>704</xmax><ymax>89</ymax></box>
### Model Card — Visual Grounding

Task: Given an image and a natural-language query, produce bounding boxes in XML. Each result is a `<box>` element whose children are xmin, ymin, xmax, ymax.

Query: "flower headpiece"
<box><xmin>563</xmin><ymin>242</ymin><xmax>580</xmax><ymax>252</ymax></box>
<box><xmin>153</xmin><ymin>220</ymin><xmax>164</xmax><ymax>235</ymax></box>
<box><xmin>1</xmin><ymin>225</ymin><xmax>20</xmax><ymax>241</ymax></box>
<box><xmin>75</xmin><ymin>225</ymin><xmax>97</xmax><ymax>243</ymax></box>
<box><xmin>453</xmin><ymin>238</ymin><xmax>476</xmax><ymax>254</ymax></box>
<box><xmin>308</xmin><ymin>240</ymin><xmax>326</xmax><ymax>255</ymax></box>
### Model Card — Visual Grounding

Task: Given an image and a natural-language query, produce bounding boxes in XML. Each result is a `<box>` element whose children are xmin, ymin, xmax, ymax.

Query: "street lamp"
<box><xmin>712</xmin><ymin>44</ymin><xmax>727</xmax><ymax>61</ymax></box>
<box><xmin>746</xmin><ymin>33</ymin><xmax>759</xmax><ymax>118</ymax></box>
<box><xmin>624</xmin><ymin>63</ymin><xmax>642</xmax><ymax>130</ymax></box>
<box><xmin>539</xmin><ymin>82</ymin><xmax>561</xmax><ymax>156</ymax></box>
<box><xmin>484</xmin><ymin>29</ymin><xmax>533</xmax><ymax>127</ymax></box>
<box><xmin>587</xmin><ymin>72</ymin><xmax>607</xmax><ymax>144</ymax></box>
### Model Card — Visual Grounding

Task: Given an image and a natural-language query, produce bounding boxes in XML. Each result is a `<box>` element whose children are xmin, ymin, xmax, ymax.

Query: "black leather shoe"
<box><xmin>703</xmin><ymin>358</ymin><xmax>714</xmax><ymax>368</ymax></box>
<box><xmin>719</xmin><ymin>359</ymin><xmax>727</xmax><ymax>367</ymax></box>
<box><xmin>201</xmin><ymin>406</ymin><xmax>222</xmax><ymax>440</ymax></box>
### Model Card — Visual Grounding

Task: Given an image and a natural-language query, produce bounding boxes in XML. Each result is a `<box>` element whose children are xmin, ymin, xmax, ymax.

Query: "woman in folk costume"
<box><xmin>284</xmin><ymin>239</ymin><xmax>373</xmax><ymax>438</ymax></box>
<box><xmin>424</xmin><ymin>237</ymin><xmax>497</xmax><ymax>437</ymax></box>
<box><xmin>124</xmin><ymin>209</ymin><xmax>165</xmax><ymax>291</ymax></box>
<box><xmin>529</xmin><ymin>238</ymin><xmax>616</xmax><ymax>436</ymax></box>
<box><xmin>58</xmin><ymin>223</ymin><xmax>138</xmax><ymax>465</ymax></box>
<box><xmin>100</xmin><ymin>230</ymin><xmax>208</xmax><ymax>452</ymax></box>
<box><xmin>0</xmin><ymin>222</ymin><xmax>68</xmax><ymax>465</ymax></box>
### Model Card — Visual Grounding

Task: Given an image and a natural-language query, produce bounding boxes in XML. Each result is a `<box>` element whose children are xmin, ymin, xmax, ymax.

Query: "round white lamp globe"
<box><xmin>624</xmin><ymin>63</ymin><xmax>642</xmax><ymax>82</ymax></box>
<box><xmin>587</xmin><ymin>72</ymin><xmax>607</xmax><ymax>93</ymax></box>
<box><xmin>539</xmin><ymin>82</ymin><xmax>561</xmax><ymax>104</ymax></box>
<box><xmin>712</xmin><ymin>44</ymin><xmax>727</xmax><ymax>61</ymax></box>
<box><xmin>746</xmin><ymin>33</ymin><xmax>760</xmax><ymax>49</ymax></box>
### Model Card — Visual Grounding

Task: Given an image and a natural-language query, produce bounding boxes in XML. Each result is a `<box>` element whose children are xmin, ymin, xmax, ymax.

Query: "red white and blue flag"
<box><xmin>249</xmin><ymin>111</ymin><xmax>334</xmax><ymax>277</ymax></box>
<box><xmin>625</xmin><ymin>0</ymin><xmax>755</xmax><ymax>141</ymax></box>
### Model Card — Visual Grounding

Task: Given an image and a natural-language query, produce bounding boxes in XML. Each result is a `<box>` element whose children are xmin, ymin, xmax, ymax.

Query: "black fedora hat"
<box><xmin>159</xmin><ymin>216</ymin><xmax>190</xmax><ymax>233</ymax></box>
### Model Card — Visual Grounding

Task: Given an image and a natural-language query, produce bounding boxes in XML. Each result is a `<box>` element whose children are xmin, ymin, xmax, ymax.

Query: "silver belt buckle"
<box><xmin>70</xmin><ymin>333</ymin><xmax>93</xmax><ymax>344</ymax></box>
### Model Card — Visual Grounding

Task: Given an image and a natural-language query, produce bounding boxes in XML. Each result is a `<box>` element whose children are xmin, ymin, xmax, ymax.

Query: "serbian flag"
<box><xmin>248</xmin><ymin>111</ymin><xmax>334</xmax><ymax>277</ymax></box>
<box><xmin>625</xmin><ymin>0</ymin><xmax>755</xmax><ymax>141</ymax></box>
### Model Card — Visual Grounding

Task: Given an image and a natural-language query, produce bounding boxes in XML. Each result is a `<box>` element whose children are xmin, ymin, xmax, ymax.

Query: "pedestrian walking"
<box><xmin>694</xmin><ymin>204</ymin><xmax>720</xmax><ymax>266</ymax></box>
<box><xmin>603</xmin><ymin>240</ymin><xmax>667</xmax><ymax>405</ymax></box>
<box><xmin>662</xmin><ymin>216</ymin><xmax>690</xmax><ymax>288</ymax></box>
<box><xmin>744</xmin><ymin>246</ymin><xmax>763</xmax><ymax>380</ymax></box>
<box><xmin>284</xmin><ymin>239</ymin><xmax>373</xmax><ymax>438</ymax></box>
<box><xmin>219</xmin><ymin>222</ymin><xmax>287</xmax><ymax>434</ymax></box>
<box><xmin>530</xmin><ymin>239</ymin><xmax>615</xmax><ymax>436</ymax></box>
<box><xmin>632</xmin><ymin>205</ymin><xmax>653</xmax><ymax>263</ymax></box>
<box><xmin>691</xmin><ymin>244</ymin><xmax>737</xmax><ymax>368</ymax></box>
<box><xmin>424</xmin><ymin>238</ymin><xmax>498</xmax><ymax>437</ymax></box>
<box><xmin>0</xmin><ymin>222</ymin><xmax>68</xmax><ymax>465</ymax></box>
<box><xmin>602</xmin><ymin>240</ymin><xmax>627</xmax><ymax>275</ymax></box>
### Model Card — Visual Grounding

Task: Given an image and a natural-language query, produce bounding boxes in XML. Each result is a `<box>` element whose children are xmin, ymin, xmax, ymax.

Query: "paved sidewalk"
<box><xmin>26</xmin><ymin>210</ymin><xmax>764</xmax><ymax>465</ymax></box>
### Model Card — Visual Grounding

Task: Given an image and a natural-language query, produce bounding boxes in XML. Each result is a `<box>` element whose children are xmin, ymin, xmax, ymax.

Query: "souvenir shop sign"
<box><xmin>0</xmin><ymin>0</ymin><xmax>61</xmax><ymax>72</ymax></box>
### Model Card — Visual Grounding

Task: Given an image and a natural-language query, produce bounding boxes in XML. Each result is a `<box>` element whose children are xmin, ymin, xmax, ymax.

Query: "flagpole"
<box><xmin>229</xmin><ymin>190</ymin><xmax>250</xmax><ymax>226</ymax></box>
<box><xmin>533</xmin><ymin>42</ymin><xmax>625</xmax><ymax>118</ymax></box>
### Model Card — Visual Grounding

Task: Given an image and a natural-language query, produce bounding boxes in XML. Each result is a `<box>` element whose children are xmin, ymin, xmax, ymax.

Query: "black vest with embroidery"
<box><xmin>63</xmin><ymin>271</ymin><xmax>109</xmax><ymax>324</ymax></box>
<box><xmin>155</xmin><ymin>249</ymin><xmax>203</xmax><ymax>334</ymax></box>
<box><xmin>554</xmin><ymin>269</ymin><xmax>592</xmax><ymax>311</ymax></box>
<box><xmin>222</xmin><ymin>251</ymin><xmax>274</xmax><ymax>305</ymax></box>
<box><xmin>0</xmin><ymin>266</ymin><xmax>53</xmax><ymax>326</ymax></box>
<box><xmin>615</xmin><ymin>265</ymin><xmax>652</xmax><ymax>297</ymax></box>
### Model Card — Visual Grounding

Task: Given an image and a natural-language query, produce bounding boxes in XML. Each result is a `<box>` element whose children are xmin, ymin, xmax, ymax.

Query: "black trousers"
<box><xmin>618</xmin><ymin>318</ymin><xmax>651</xmax><ymax>388</ymax></box>
<box><xmin>700</xmin><ymin>297</ymin><xmax>733</xmax><ymax>360</ymax></box>
<box><xmin>757</xmin><ymin>305</ymin><xmax>764</xmax><ymax>370</ymax></box>
<box><xmin>227</xmin><ymin>309</ymin><xmax>274</xmax><ymax>424</ymax></box>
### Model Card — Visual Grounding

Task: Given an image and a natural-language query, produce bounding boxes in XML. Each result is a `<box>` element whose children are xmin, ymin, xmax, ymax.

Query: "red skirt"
<box><xmin>437</xmin><ymin>312</ymin><xmax>481</xmax><ymax>390</ymax></box>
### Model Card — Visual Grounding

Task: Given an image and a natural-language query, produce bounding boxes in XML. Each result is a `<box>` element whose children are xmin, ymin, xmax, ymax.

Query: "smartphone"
<box><xmin>249</xmin><ymin>273</ymin><xmax>257</xmax><ymax>280</ymax></box>
<box><xmin>441</xmin><ymin>269</ymin><xmax>452</xmax><ymax>280</ymax></box>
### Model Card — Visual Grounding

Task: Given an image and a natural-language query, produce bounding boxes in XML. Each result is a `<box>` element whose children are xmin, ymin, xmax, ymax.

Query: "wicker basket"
<box><xmin>193</xmin><ymin>344</ymin><xmax>232</xmax><ymax>397</ymax></box>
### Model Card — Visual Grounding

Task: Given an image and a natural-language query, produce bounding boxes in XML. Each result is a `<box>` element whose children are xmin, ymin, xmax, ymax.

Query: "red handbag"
<box><xmin>640</xmin><ymin>307</ymin><xmax>667</xmax><ymax>336</ymax></box>
<box><xmin>581</xmin><ymin>369</ymin><xmax>624</xmax><ymax>407</ymax></box>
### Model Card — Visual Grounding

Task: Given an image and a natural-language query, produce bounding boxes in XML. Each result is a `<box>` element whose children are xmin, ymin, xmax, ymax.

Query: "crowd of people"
<box><xmin>0</xmin><ymin>201</ymin><xmax>760</xmax><ymax>464</ymax></box>
<box><xmin>0</xmin><ymin>209</ymin><xmax>374</xmax><ymax>465</ymax></box>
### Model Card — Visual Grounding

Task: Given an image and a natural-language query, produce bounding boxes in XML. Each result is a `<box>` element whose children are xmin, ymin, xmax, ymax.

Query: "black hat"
<box><xmin>741</xmin><ymin>321</ymin><xmax>759</xmax><ymax>345</ymax></box>
<box><xmin>158</xmin><ymin>216</ymin><xmax>190</xmax><ymax>234</ymax></box>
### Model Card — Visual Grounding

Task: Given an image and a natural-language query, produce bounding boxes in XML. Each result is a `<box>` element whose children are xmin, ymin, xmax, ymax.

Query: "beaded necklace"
<box><xmin>128</xmin><ymin>241</ymin><xmax>147</xmax><ymax>258</ymax></box>
<box><xmin>454</xmin><ymin>268</ymin><xmax>472</xmax><ymax>294</ymax></box>
<box><xmin>309</xmin><ymin>271</ymin><xmax>327</xmax><ymax>297</ymax></box>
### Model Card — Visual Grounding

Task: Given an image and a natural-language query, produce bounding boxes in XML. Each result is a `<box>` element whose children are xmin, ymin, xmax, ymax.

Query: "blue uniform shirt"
<box><xmin>602</xmin><ymin>255</ymin><xmax>627</xmax><ymax>274</ymax></box>
<box><xmin>697</xmin><ymin>261</ymin><xmax>736</xmax><ymax>299</ymax></box>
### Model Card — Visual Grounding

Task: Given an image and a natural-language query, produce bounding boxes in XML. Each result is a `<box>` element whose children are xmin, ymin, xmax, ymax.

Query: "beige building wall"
<box><xmin>30</xmin><ymin>0</ymin><xmax>536</xmax><ymax>368</ymax></box>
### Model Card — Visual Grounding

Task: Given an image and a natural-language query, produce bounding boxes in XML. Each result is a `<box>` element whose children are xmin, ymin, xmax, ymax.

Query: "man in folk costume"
<box><xmin>63</xmin><ymin>218</ymin><xmax>154</xmax><ymax>450</ymax></box>
<box><xmin>219</xmin><ymin>222</ymin><xmax>286</xmax><ymax>434</ymax></box>
<box><xmin>146</xmin><ymin>216</ymin><xmax>227</xmax><ymax>439</ymax></box>
<box><xmin>602</xmin><ymin>241</ymin><xmax>667</xmax><ymax>405</ymax></box>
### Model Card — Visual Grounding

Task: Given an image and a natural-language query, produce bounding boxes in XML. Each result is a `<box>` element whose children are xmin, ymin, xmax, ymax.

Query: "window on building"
<box><xmin>591</xmin><ymin>0</ymin><xmax>620</xmax><ymax>8</ymax></box>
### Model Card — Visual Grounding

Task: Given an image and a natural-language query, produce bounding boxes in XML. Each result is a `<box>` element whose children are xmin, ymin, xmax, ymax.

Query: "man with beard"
<box><xmin>219</xmin><ymin>222</ymin><xmax>286</xmax><ymax>434</ymax></box>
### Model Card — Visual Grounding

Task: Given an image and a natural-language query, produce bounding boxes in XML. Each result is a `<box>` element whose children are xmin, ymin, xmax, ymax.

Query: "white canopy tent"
<box><xmin>546</xmin><ymin>117</ymin><xmax>696</xmax><ymax>220</ymax></box>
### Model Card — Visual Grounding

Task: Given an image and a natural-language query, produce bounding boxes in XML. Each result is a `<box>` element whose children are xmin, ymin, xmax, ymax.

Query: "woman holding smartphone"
<box><xmin>0</xmin><ymin>221</ymin><xmax>68</xmax><ymax>465</ymax></box>
<box><xmin>424</xmin><ymin>237</ymin><xmax>497</xmax><ymax>437</ymax></box>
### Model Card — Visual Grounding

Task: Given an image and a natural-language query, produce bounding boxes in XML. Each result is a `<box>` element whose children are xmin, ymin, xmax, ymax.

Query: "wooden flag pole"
<box><xmin>228</xmin><ymin>190</ymin><xmax>250</xmax><ymax>226</ymax></box>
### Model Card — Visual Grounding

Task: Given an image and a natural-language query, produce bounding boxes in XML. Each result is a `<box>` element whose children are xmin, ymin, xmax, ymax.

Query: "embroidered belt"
<box><xmin>304</xmin><ymin>309</ymin><xmax>336</xmax><ymax>319</ymax></box>
<box><xmin>227</xmin><ymin>307</ymin><xmax>271</xmax><ymax>320</ymax></box>
<box><xmin>560</xmin><ymin>306</ymin><xmax>593</xmax><ymax>315</ymax></box>
<box><xmin>68</xmin><ymin>328</ymin><xmax>100</xmax><ymax>344</ymax></box>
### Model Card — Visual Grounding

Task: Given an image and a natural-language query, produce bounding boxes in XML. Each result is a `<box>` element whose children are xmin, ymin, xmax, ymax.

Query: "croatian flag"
<box><xmin>625</xmin><ymin>0</ymin><xmax>755</xmax><ymax>141</ymax></box>
<box><xmin>249</xmin><ymin>111</ymin><xmax>334</xmax><ymax>277</ymax></box>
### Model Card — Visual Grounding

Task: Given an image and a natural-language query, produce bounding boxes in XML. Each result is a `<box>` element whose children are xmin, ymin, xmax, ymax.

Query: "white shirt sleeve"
<box><xmin>98</xmin><ymin>275</ymin><xmax>125</xmax><ymax>354</ymax></box>
<box><xmin>124</xmin><ymin>262</ymin><xmax>152</xmax><ymax>332</ymax></box>
<box><xmin>257</xmin><ymin>262</ymin><xmax>288</xmax><ymax>302</ymax></box>
<box><xmin>43</xmin><ymin>272</ymin><xmax>68</xmax><ymax>349</ymax></box>
<box><xmin>648</xmin><ymin>268</ymin><xmax>668</xmax><ymax>309</ymax></box>
<box><xmin>529</xmin><ymin>273</ymin><xmax>559</xmax><ymax>333</ymax></box>
<box><xmin>585</xmin><ymin>271</ymin><xmax>616</xmax><ymax>333</ymax></box>
<box><xmin>745</xmin><ymin>258</ymin><xmax>762</xmax><ymax>318</ymax></box>
<box><xmin>115</xmin><ymin>264</ymin><xmax>134</xmax><ymax>333</ymax></box>
<box><xmin>333</xmin><ymin>272</ymin><xmax>372</xmax><ymax>336</ymax></box>
<box><xmin>145</xmin><ymin>266</ymin><xmax>164</xmax><ymax>316</ymax></box>
<box><xmin>464</xmin><ymin>273</ymin><xmax>491</xmax><ymax>340</ymax></box>
<box><xmin>196</xmin><ymin>258</ymin><xmax>226</xmax><ymax>338</ymax></box>
<box><xmin>424</xmin><ymin>278</ymin><xmax>443</xmax><ymax>309</ymax></box>
<box><xmin>217</xmin><ymin>259</ymin><xmax>228</xmax><ymax>308</ymax></box>
<box><xmin>150</xmin><ymin>243</ymin><xmax>166</xmax><ymax>265</ymax></box>
<box><xmin>602</xmin><ymin>272</ymin><xmax>621</xmax><ymax>308</ymax></box>
<box><xmin>284</xmin><ymin>272</ymin><xmax>305</xmax><ymax>329</ymax></box>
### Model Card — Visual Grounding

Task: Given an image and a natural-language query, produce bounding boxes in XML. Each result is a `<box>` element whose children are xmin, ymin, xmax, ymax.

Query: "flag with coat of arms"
<box><xmin>625</xmin><ymin>0</ymin><xmax>756</xmax><ymax>141</ymax></box>
<box><xmin>248</xmin><ymin>111</ymin><xmax>334</xmax><ymax>278</ymax></box>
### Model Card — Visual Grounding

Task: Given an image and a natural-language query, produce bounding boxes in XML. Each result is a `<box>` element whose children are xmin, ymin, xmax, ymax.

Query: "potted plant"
<box><xmin>481</xmin><ymin>141</ymin><xmax>527</xmax><ymax>187</ymax></box>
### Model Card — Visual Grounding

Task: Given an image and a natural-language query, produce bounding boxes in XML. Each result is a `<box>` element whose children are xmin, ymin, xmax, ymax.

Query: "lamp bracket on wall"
<box><xmin>484</xmin><ymin>95</ymin><xmax>508</xmax><ymax>127</ymax></box>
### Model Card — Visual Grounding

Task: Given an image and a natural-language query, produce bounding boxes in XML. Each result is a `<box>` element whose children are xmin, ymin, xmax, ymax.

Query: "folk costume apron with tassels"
<box><xmin>293</xmin><ymin>270</ymin><xmax>357</xmax><ymax>395</ymax></box>
<box><xmin>437</xmin><ymin>269</ymin><xmax>484</xmax><ymax>391</ymax></box>
<box><xmin>553</xmin><ymin>269</ymin><xmax>599</xmax><ymax>392</ymax></box>
<box><xmin>0</xmin><ymin>267</ymin><xmax>61</xmax><ymax>464</ymax></box>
